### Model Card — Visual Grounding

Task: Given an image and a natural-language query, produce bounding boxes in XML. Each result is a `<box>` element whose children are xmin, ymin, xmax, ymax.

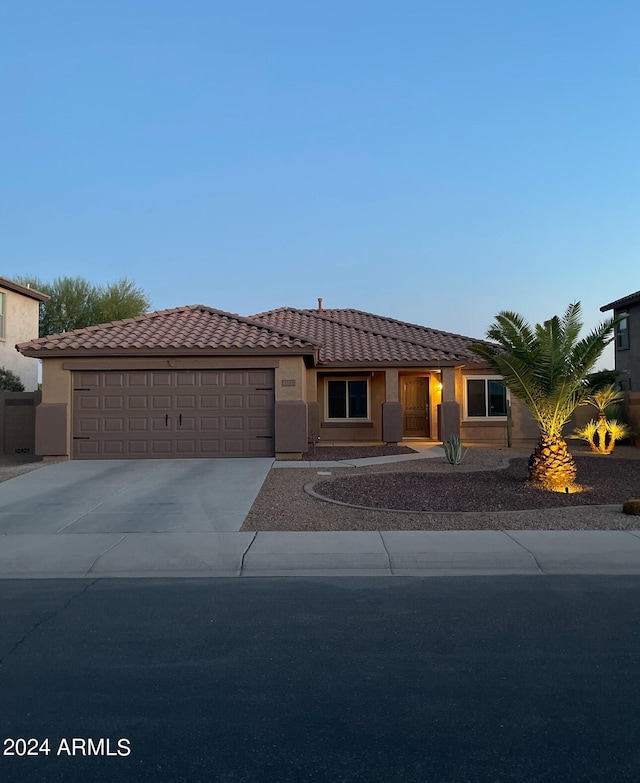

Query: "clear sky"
<box><xmin>2</xmin><ymin>1</ymin><xmax>638</xmax><ymax>368</ymax></box>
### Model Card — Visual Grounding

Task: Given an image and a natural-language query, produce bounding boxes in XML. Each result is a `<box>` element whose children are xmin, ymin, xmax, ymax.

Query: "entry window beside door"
<box><xmin>465</xmin><ymin>378</ymin><xmax>508</xmax><ymax>418</ymax></box>
<box><xmin>326</xmin><ymin>379</ymin><xmax>369</xmax><ymax>420</ymax></box>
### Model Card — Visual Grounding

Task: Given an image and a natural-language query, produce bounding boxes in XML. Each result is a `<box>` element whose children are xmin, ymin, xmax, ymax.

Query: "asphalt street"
<box><xmin>1</xmin><ymin>576</ymin><xmax>640</xmax><ymax>783</ymax></box>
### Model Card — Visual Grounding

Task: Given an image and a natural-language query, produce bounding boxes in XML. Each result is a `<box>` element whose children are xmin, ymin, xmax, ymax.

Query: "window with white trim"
<box><xmin>0</xmin><ymin>292</ymin><xmax>4</xmax><ymax>338</ymax></box>
<box><xmin>464</xmin><ymin>377</ymin><xmax>508</xmax><ymax>418</ymax></box>
<box><xmin>325</xmin><ymin>378</ymin><xmax>369</xmax><ymax>420</ymax></box>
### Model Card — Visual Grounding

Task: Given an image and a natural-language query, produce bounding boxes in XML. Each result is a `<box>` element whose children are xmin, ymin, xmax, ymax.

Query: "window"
<box><xmin>0</xmin><ymin>292</ymin><xmax>4</xmax><ymax>338</ymax></box>
<box><xmin>326</xmin><ymin>378</ymin><xmax>369</xmax><ymax>420</ymax></box>
<box><xmin>465</xmin><ymin>377</ymin><xmax>508</xmax><ymax>418</ymax></box>
<box><xmin>616</xmin><ymin>316</ymin><xmax>629</xmax><ymax>351</ymax></box>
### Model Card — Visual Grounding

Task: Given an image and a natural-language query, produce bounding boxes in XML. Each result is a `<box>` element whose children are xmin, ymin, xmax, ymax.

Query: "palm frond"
<box><xmin>469</xmin><ymin>301</ymin><xmax>617</xmax><ymax>440</ymax></box>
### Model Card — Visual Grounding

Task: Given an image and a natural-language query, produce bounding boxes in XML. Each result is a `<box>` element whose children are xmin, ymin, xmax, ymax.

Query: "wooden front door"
<box><xmin>402</xmin><ymin>377</ymin><xmax>429</xmax><ymax>437</ymax></box>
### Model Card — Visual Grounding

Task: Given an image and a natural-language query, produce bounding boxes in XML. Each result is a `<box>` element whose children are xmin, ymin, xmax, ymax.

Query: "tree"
<box><xmin>0</xmin><ymin>367</ymin><xmax>25</xmax><ymax>392</ymax></box>
<box><xmin>584</xmin><ymin>368</ymin><xmax>622</xmax><ymax>391</ymax></box>
<box><xmin>14</xmin><ymin>276</ymin><xmax>150</xmax><ymax>336</ymax></box>
<box><xmin>573</xmin><ymin>384</ymin><xmax>632</xmax><ymax>454</ymax></box>
<box><xmin>470</xmin><ymin>302</ymin><xmax>618</xmax><ymax>491</ymax></box>
<box><xmin>96</xmin><ymin>278</ymin><xmax>150</xmax><ymax>324</ymax></box>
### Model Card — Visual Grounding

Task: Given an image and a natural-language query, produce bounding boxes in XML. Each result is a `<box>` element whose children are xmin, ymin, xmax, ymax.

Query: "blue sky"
<box><xmin>2</xmin><ymin>1</ymin><xmax>638</xmax><ymax>367</ymax></box>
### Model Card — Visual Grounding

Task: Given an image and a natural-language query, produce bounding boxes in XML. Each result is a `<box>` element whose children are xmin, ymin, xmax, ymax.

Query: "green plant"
<box><xmin>573</xmin><ymin>384</ymin><xmax>632</xmax><ymax>453</ymax></box>
<box><xmin>443</xmin><ymin>434</ymin><xmax>468</xmax><ymax>465</ymax></box>
<box><xmin>584</xmin><ymin>368</ymin><xmax>621</xmax><ymax>391</ymax></box>
<box><xmin>14</xmin><ymin>275</ymin><xmax>150</xmax><ymax>336</ymax></box>
<box><xmin>574</xmin><ymin>419</ymin><xmax>632</xmax><ymax>454</ymax></box>
<box><xmin>622</xmin><ymin>499</ymin><xmax>640</xmax><ymax>516</ymax></box>
<box><xmin>0</xmin><ymin>367</ymin><xmax>25</xmax><ymax>391</ymax></box>
<box><xmin>469</xmin><ymin>302</ymin><xmax>619</xmax><ymax>491</ymax></box>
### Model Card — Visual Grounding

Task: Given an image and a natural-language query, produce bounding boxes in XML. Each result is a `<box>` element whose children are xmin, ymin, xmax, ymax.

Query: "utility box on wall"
<box><xmin>0</xmin><ymin>391</ymin><xmax>41</xmax><ymax>455</ymax></box>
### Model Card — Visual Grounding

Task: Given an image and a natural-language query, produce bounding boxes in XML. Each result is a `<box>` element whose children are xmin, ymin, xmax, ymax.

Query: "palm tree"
<box><xmin>574</xmin><ymin>384</ymin><xmax>632</xmax><ymax>454</ymax></box>
<box><xmin>470</xmin><ymin>302</ymin><xmax>618</xmax><ymax>491</ymax></box>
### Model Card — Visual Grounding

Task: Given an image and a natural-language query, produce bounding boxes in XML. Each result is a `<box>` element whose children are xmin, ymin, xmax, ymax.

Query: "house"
<box><xmin>16</xmin><ymin>302</ymin><xmax>538</xmax><ymax>460</ymax></box>
<box><xmin>600</xmin><ymin>289</ymin><xmax>640</xmax><ymax>391</ymax></box>
<box><xmin>0</xmin><ymin>276</ymin><xmax>49</xmax><ymax>391</ymax></box>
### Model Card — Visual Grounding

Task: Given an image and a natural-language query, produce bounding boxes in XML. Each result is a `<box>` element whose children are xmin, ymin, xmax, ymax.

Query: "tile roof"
<box><xmin>16</xmin><ymin>305</ymin><xmax>319</xmax><ymax>356</ymax></box>
<box><xmin>601</xmin><ymin>289</ymin><xmax>640</xmax><ymax>312</ymax></box>
<box><xmin>250</xmin><ymin>307</ymin><xmax>488</xmax><ymax>365</ymax></box>
<box><xmin>17</xmin><ymin>303</ymin><xmax>491</xmax><ymax>366</ymax></box>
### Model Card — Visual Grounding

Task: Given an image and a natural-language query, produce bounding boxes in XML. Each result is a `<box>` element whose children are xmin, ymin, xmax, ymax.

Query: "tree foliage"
<box><xmin>14</xmin><ymin>276</ymin><xmax>150</xmax><ymax>337</ymax></box>
<box><xmin>469</xmin><ymin>302</ymin><xmax>619</xmax><ymax>490</ymax></box>
<box><xmin>584</xmin><ymin>368</ymin><xmax>621</xmax><ymax>391</ymax></box>
<box><xmin>469</xmin><ymin>302</ymin><xmax>618</xmax><ymax>440</ymax></box>
<box><xmin>0</xmin><ymin>367</ymin><xmax>25</xmax><ymax>392</ymax></box>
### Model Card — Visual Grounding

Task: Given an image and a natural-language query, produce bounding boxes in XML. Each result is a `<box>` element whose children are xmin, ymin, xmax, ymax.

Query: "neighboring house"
<box><xmin>0</xmin><ymin>276</ymin><xmax>49</xmax><ymax>391</ymax></box>
<box><xmin>601</xmin><ymin>289</ymin><xmax>640</xmax><ymax>391</ymax></box>
<box><xmin>16</xmin><ymin>303</ymin><xmax>538</xmax><ymax>460</ymax></box>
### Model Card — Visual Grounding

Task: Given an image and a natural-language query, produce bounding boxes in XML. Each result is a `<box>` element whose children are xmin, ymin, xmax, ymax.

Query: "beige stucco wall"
<box><xmin>274</xmin><ymin>356</ymin><xmax>307</xmax><ymax>401</ymax></box>
<box><xmin>40</xmin><ymin>354</ymin><xmax>310</xmax><ymax>458</ymax></box>
<box><xmin>40</xmin><ymin>354</ymin><xmax>548</xmax><ymax>453</ymax></box>
<box><xmin>40</xmin><ymin>359</ymin><xmax>72</xmax><ymax>456</ymax></box>
<box><xmin>0</xmin><ymin>288</ymin><xmax>41</xmax><ymax>391</ymax></box>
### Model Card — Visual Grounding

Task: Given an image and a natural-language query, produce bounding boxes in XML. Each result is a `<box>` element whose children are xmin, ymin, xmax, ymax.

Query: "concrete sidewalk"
<box><xmin>2</xmin><ymin>446</ymin><xmax>639</xmax><ymax>579</ymax></box>
<box><xmin>2</xmin><ymin>528</ymin><xmax>640</xmax><ymax>579</ymax></box>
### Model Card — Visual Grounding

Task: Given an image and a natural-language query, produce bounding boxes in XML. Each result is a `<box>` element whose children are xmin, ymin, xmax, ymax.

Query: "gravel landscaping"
<box><xmin>242</xmin><ymin>445</ymin><xmax>640</xmax><ymax>532</ymax></box>
<box><xmin>302</xmin><ymin>445</ymin><xmax>417</xmax><ymax>460</ymax></box>
<box><xmin>0</xmin><ymin>455</ymin><xmax>45</xmax><ymax>483</ymax></box>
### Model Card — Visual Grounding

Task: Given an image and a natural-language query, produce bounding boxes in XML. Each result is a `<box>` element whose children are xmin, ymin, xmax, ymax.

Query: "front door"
<box><xmin>402</xmin><ymin>377</ymin><xmax>429</xmax><ymax>437</ymax></box>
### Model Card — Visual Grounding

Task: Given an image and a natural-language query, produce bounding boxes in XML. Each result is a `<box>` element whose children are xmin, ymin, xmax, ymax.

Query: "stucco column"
<box><xmin>437</xmin><ymin>366</ymin><xmax>460</xmax><ymax>441</ymax></box>
<box><xmin>382</xmin><ymin>369</ymin><xmax>402</xmax><ymax>443</ymax></box>
<box><xmin>274</xmin><ymin>357</ymin><xmax>308</xmax><ymax>458</ymax></box>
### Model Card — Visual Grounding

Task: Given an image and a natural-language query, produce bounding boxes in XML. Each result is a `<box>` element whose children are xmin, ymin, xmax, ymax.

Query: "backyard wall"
<box><xmin>624</xmin><ymin>391</ymin><xmax>640</xmax><ymax>447</ymax></box>
<box><xmin>0</xmin><ymin>391</ymin><xmax>41</xmax><ymax>455</ymax></box>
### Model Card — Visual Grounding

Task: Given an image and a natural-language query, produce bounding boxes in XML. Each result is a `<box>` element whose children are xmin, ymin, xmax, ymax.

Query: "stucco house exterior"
<box><xmin>601</xmin><ymin>289</ymin><xmax>640</xmax><ymax>391</ymax></box>
<box><xmin>17</xmin><ymin>302</ymin><xmax>538</xmax><ymax>460</ymax></box>
<box><xmin>0</xmin><ymin>276</ymin><xmax>49</xmax><ymax>391</ymax></box>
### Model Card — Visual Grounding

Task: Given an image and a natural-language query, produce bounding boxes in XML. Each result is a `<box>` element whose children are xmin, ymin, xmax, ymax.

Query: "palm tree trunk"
<box><xmin>528</xmin><ymin>434</ymin><xmax>577</xmax><ymax>490</ymax></box>
<box><xmin>595</xmin><ymin>413</ymin><xmax>609</xmax><ymax>454</ymax></box>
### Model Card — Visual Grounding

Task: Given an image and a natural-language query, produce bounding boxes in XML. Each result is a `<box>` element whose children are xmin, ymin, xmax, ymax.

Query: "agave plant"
<box><xmin>574</xmin><ymin>384</ymin><xmax>632</xmax><ymax>453</ymax></box>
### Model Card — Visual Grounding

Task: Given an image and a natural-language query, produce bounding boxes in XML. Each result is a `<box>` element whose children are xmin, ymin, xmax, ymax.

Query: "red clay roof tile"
<box><xmin>17</xmin><ymin>305</ymin><xmax>319</xmax><ymax>356</ymax></box>
<box><xmin>250</xmin><ymin>307</ymin><xmax>488</xmax><ymax>365</ymax></box>
<box><xmin>17</xmin><ymin>303</ymin><xmax>490</xmax><ymax>366</ymax></box>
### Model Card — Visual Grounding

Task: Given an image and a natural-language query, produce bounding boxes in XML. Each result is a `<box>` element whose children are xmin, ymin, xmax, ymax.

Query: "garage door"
<box><xmin>72</xmin><ymin>370</ymin><xmax>275</xmax><ymax>459</ymax></box>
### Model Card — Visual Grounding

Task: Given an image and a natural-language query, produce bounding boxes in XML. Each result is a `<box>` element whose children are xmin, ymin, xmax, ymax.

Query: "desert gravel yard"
<box><xmin>242</xmin><ymin>445</ymin><xmax>640</xmax><ymax>532</ymax></box>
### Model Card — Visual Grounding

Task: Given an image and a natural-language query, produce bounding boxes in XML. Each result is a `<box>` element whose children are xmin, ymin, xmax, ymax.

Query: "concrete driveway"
<box><xmin>0</xmin><ymin>459</ymin><xmax>273</xmax><ymax>534</ymax></box>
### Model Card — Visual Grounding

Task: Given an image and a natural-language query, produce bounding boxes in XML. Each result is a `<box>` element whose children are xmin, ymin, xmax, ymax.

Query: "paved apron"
<box><xmin>0</xmin><ymin>459</ymin><xmax>273</xmax><ymax>534</ymax></box>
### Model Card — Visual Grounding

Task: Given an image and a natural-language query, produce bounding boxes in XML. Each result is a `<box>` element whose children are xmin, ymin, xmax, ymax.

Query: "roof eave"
<box><xmin>17</xmin><ymin>346</ymin><xmax>318</xmax><ymax>360</ymax></box>
<box><xmin>317</xmin><ymin>358</ymin><xmax>473</xmax><ymax>368</ymax></box>
<box><xmin>601</xmin><ymin>295</ymin><xmax>640</xmax><ymax>312</ymax></box>
<box><xmin>0</xmin><ymin>277</ymin><xmax>50</xmax><ymax>302</ymax></box>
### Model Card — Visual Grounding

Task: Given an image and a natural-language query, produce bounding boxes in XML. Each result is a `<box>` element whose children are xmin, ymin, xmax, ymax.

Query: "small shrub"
<box><xmin>0</xmin><ymin>367</ymin><xmax>25</xmax><ymax>392</ymax></box>
<box><xmin>622</xmin><ymin>499</ymin><xmax>640</xmax><ymax>516</ymax></box>
<box><xmin>443</xmin><ymin>434</ymin><xmax>468</xmax><ymax>465</ymax></box>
